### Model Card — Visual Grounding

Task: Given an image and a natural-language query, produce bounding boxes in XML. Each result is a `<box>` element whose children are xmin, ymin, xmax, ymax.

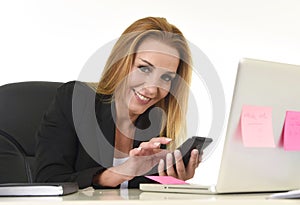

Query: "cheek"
<box><xmin>158</xmin><ymin>87</ymin><xmax>170</xmax><ymax>99</ymax></box>
<box><xmin>127</xmin><ymin>70</ymin><xmax>145</xmax><ymax>87</ymax></box>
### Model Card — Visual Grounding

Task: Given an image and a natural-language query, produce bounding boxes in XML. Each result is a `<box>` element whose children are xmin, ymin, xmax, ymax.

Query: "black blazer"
<box><xmin>35</xmin><ymin>81</ymin><xmax>162</xmax><ymax>189</ymax></box>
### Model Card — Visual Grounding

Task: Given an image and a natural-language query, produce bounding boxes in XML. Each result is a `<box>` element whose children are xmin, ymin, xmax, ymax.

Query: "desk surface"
<box><xmin>0</xmin><ymin>188</ymin><xmax>299</xmax><ymax>205</ymax></box>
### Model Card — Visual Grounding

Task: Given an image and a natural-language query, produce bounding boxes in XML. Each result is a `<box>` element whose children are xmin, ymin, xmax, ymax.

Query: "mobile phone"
<box><xmin>174</xmin><ymin>136</ymin><xmax>213</xmax><ymax>167</ymax></box>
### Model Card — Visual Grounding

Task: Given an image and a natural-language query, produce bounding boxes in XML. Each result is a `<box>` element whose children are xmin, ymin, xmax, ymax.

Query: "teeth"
<box><xmin>135</xmin><ymin>91</ymin><xmax>150</xmax><ymax>101</ymax></box>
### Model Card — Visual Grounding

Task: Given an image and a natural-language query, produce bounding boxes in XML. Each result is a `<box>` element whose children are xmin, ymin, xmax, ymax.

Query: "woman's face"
<box><xmin>121</xmin><ymin>39</ymin><xmax>180</xmax><ymax>118</ymax></box>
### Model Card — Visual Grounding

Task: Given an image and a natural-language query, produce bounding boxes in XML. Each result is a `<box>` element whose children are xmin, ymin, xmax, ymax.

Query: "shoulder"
<box><xmin>57</xmin><ymin>80</ymin><xmax>92</xmax><ymax>94</ymax></box>
<box><xmin>55</xmin><ymin>81</ymin><xmax>111</xmax><ymax>111</ymax></box>
<box><xmin>51</xmin><ymin>81</ymin><xmax>97</xmax><ymax>114</ymax></box>
<box><xmin>55</xmin><ymin>81</ymin><xmax>97</xmax><ymax>100</ymax></box>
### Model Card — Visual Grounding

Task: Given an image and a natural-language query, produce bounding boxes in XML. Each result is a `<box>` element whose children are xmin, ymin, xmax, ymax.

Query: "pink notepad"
<box><xmin>145</xmin><ymin>176</ymin><xmax>187</xmax><ymax>185</ymax></box>
<box><xmin>241</xmin><ymin>105</ymin><xmax>275</xmax><ymax>147</ymax></box>
<box><xmin>283</xmin><ymin>111</ymin><xmax>300</xmax><ymax>151</ymax></box>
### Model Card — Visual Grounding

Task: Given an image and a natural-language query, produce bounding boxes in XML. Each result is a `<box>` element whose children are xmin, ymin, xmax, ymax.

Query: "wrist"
<box><xmin>93</xmin><ymin>168</ymin><xmax>134</xmax><ymax>187</ymax></box>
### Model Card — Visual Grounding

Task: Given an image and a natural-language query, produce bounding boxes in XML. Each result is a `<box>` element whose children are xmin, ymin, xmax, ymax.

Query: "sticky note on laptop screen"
<box><xmin>241</xmin><ymin>105</ymin><xmax>275</xmax><ymax>147</ymax></box>
<box><xmin>283</xmin><ymin>111</ymin><xmax>300</xmax><ymax>151</ymax></box>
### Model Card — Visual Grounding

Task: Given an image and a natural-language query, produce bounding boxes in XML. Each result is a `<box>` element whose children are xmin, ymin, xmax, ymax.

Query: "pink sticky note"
<box><xmin>145</xmin><ymin>176</ymin><xmax>187</xmax><ymax>185</ymax></box>
<box><xmin>241</xmin><ymin>105</ymin><xmax>275</xmax><ymax>147</ymax></box>
<box><xmin>283</xmin><ymin>111</ymin><xmax>300</xmax><ymax>151</ymax></box>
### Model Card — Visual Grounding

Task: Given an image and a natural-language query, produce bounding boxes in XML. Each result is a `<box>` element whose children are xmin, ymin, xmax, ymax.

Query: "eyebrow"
<box><xmin>139</xmin><ymin>58</ymin><xmax>155</xmax><ymax>68</ymax></box>
<box><xmin>139</xmin><ymin>58</ymin><xmax>177</xmax><ymax>75</ymax></box>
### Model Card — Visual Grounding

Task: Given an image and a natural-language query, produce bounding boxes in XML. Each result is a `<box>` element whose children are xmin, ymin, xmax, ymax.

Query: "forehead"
<box><xmin>136</xmin><ymin>38</ymin><xmax>179</xmax><ymax>58</ymax></box>
<box><xmin>135</xmin><ymin>39</ymin><xmax>180</xmax><ymax>72</ymax></box>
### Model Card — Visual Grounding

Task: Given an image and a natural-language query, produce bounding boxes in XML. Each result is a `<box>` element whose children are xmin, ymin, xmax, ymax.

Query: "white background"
<box><xmin>1</xmin><ymin>0</ymin><xmax>300</xmax><ymax>185</ymax></box>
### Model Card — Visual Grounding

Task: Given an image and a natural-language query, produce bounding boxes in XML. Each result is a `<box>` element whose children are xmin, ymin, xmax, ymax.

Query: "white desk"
<box><xmin>0</xmin><ymin>188</ymin><xmax>299</xmax><ymax>205</ymax></box>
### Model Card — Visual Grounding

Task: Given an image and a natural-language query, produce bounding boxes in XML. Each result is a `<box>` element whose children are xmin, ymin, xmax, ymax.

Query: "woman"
<box><xmin>35</xmin><ymin>17</ymin><xmax>201</xmax><ymax>189</ymax></box>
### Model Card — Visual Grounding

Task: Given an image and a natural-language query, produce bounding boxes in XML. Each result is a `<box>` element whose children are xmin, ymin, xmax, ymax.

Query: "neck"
<box><xmin>114</xmin><ymin>97</ymin><xmax>139</xmax><ymax>125</ymax></box>
<box><xmin>114</xmin><ymin>98</ymin><xmax>137</xmax><ymax>158</ymax></box>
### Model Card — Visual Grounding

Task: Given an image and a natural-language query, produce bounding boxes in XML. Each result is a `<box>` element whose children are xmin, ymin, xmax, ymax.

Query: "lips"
<box><xmin>133</xmin><ymin>89</ymin><xmax>151</xmax><ymax>103</ymax></box>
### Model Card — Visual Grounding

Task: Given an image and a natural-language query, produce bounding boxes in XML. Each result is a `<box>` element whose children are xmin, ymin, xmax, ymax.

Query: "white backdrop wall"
<box><xmin>1</xmin><ymin>0</ymin><xmax>299</xmax><ymax>185</ymax></box>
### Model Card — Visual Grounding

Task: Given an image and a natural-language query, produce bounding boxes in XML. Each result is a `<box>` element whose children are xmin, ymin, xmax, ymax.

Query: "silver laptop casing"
<box><xmin>216</xmin><ymin>58</ymin><xmax>300</xmax><ymax>193</ymax></box>
<box><xmin>140</xmin><ymin>58</ymin><xmax>300</xmax><ymax>194</ymax></box>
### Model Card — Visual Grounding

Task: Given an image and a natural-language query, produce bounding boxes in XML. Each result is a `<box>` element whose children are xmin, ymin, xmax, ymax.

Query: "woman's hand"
<box><xmin>94</xmin><ymin>137</ymin><xmax>172</xmax><ymax>187</ymax></box>
<box><xmin>119</xmin><ymin>137</ymin><xmax>171</xmax><ymax>176</ymax></box>
<box><xmin>157</xmin><ymin>149</ymin><xmax>202</xmax><ymax>181</ymax></box>
<box><xmin>130</xmin><ymin>137</ymin><xmax>172</xmax><ymax>156</ymax></box>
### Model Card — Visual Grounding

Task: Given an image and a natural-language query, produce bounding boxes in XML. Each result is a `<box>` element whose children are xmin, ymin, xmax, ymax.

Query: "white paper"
<box><xmin>268</xmin><ymin>189</ymin><xmax>300</xmax><ymax>199</ymax></box>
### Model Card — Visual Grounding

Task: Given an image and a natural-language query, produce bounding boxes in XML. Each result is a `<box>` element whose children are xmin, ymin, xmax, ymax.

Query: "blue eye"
<box><xmin>161</xmin><ymin>74</ymin><xmax>173</xmax><ymax>82</ymax></box>
<box><xmin>138</xmin><ymin>66</ymin><xmax>151</xmax><ymax>73</ymax></box>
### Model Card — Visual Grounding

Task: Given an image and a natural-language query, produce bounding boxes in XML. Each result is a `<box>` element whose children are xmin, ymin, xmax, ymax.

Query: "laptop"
<box><xmin>140</xmin><ymin>58</ymin><xmax>300</xmax><ymax>194</ymax></box>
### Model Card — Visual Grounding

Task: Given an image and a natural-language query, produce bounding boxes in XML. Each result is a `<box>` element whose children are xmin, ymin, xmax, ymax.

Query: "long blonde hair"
<box><xmin>97</xmin><ymin>17</ymin><xmax>192</xmax><ymax>148</ymax></box>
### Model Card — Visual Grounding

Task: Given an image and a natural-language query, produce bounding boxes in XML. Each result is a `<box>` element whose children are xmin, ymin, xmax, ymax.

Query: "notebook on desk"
<box><xmin>0</xmin><ymin>182</ymin><xmax>78</xmax><ymax>196</ymax></box>
<box><xmin>140</xmin><ymin>58</ymin><xmax>300</xmax><ymax>194</ymax></box>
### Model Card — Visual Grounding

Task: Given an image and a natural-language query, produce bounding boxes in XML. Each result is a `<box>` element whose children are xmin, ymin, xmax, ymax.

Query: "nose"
<box><xmin>142</xmin><ymin>85</ymin><xmax>159</xmax><ymax>97</ymax></box>
<box><xmin>143</xmin><ymin>73</ymin><xmax>163</xmax><ymax>97</ymax></box>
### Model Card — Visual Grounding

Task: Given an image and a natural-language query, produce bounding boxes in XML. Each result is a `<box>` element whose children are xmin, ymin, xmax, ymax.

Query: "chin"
<box><xmin>128</xmin><ymin>104</ymin><xmax>149</xmax><ymax>116</ymax></box>
<box><xmin>129</xmin><ymin>108</ymin><xmax>146</xmax><ymax>116</ymax></box>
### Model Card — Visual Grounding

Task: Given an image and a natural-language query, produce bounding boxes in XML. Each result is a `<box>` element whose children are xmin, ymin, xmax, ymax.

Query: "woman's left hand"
<box><xmin>157</xmin><ymin>149</ymin><xmax>202</xmax><ymax>181</ymax></box>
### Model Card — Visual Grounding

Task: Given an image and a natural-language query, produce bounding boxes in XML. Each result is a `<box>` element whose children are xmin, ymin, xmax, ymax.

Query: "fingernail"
<box><xmin>167</xmin><ymin>153</ymin><xmax>172</xmax><ymax>160</ymax></box>
<box><xmin>136</xmin><ymin>147</ymin><xmax>142</xmax><ymax>151</ymax></box>
<box><xmin>166</xmin><ymin>138</ymin><xmax>172</xmax><ymax>142</ymax></box>
<box><xmin>192</xmin><ymin>149</ymin><xmax>199</xmax><ymax>155</ymax></box>
<box><xmin>174</xmin><ymin>149</ymin><xmax>181</xmax><ymax>157</ymax></box>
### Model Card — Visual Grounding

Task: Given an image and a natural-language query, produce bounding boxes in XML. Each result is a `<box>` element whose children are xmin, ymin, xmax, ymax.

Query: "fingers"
<box><xmin>158</xmin><ymin>159</ymin><xmax>166</xmax><ymax>176</ymax></box>
<box><xmin>198</xmin><ymin>150</ymin><xmax>203</xmax><ymax>165</ymax></box>
<box><xmin>129</xmin><ymin>143</ymin><xmax>170</xmax><ymax>158</ymax></box>
<box><xmin>158</xmin><ymin>149</ymin><xmax>202</xmax><ymax>181</ymax></box>
<box><xmin>173</xmin><ymin>149</ymin><xmax>200</xmax><ymax>180</ymax></box>
<box><xmin>150</xmin><ymin>137</ymin><xmax>172</xmax><ymax>145</ymax></box>
<box><xmin>173</xmin><ymin>150</ymin><xmax>186</xmax><ymax>179</ymax></box>
<box><xmin>185</xmin><ymin>149</ymin><xmax>199</xmax><ymax>179</ymax></box>
<box><xmin>143</xmin><ymin>141</ymin><xmax>161</xmax><ymax>149</ymax></box>
<box><xmin>189</xmin><ymin>149</ymin><xmax>200</xmax><ymax>168</ymax></box>
<box><xmin>139</xmin><ymin>137</ymin><xmax>172</xmax><ymax>149</ymax></box>
<box><xmin>129</xmin><ymin>147</ymin><xmax>142</xmax><ymax>156</ymax></box>
<box><xmin>165</xmin><ymin>153</ymin><xmax>177</xmax><ymax>177</ymax></box>
<box><xmin>136</xmin><ymin>137</ymin><xmax>172</xmax><ymax>156</ymax></box>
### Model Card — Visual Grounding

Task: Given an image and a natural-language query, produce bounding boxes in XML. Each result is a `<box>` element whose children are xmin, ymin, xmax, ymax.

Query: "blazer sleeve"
<box><xmin>35</xmin><ymin>81</ymin><xmax>106</xmax><ymax>189</ymax></box>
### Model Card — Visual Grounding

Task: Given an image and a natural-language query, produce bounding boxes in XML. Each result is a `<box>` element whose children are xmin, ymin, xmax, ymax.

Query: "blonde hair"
<box><xmin>97</xmin><ymin>17</ymin><xmax>192</xmax><ymax>148</ymax></box>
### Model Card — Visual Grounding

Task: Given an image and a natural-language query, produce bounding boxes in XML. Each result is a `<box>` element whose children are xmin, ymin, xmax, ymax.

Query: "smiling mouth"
<box><xmin>133</xmin><ymin>89</ymin><xmax>151</xmax><ymax>103</ymax></box>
